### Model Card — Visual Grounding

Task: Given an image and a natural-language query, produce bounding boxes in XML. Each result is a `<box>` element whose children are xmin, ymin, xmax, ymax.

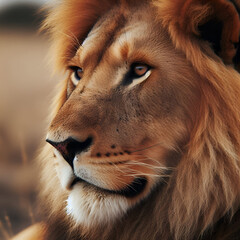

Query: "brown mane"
<box><xmin>39</xmin><ymin>1</ymin><xmax>240</xmax><ymax>239</ymax></box>
<box><xmin>154</xmin><ymin>1</ymin><xmax>240</xmax><ymax>238</ymax></box>
<box><xmin>42</xmin><ymin>0</ymin><xmax>121</xmax><ymax>69</ymax></box>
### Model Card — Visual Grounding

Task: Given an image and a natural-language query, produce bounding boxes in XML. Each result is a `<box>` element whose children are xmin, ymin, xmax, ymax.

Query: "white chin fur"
<box><xmin>66</xmin><ymin>184</ymin><xmax>129</xmax><ymax>227</ymax></box>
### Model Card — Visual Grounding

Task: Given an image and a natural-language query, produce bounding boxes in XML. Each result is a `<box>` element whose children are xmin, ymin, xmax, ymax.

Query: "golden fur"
<box><xmin>12</xmin><ymin>224</ymin><xmax>45</xmax><ymax>240</ymax></box>
<box><xmin>19</xmin><ymin>0</ymin><xmax>240</xmax><ymax>240</ymax></box>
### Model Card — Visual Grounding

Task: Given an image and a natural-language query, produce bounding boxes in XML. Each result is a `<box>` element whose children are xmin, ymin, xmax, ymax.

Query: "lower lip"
<box><xmin>70</xmin><ymin>177</ymin><xmax>147</xmax><ymax>198</ymax></box>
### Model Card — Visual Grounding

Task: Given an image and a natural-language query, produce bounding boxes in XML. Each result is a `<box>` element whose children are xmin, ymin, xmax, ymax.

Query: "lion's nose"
<box><xmin>46</xmin><ymin>137</ymin><xmax>93</xmax><ymax>168</ymax></box>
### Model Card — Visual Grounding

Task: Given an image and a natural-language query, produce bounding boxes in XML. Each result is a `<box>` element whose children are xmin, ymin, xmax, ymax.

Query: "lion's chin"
<box><xmin>66</xmin><ymin>184</ymin><xmax>130</xmax><ymax>227</ymax></box>
<box><xmin>65</xmin><ymin>177</ymin><xmax>151</xmax><ymax>227</ymax></box>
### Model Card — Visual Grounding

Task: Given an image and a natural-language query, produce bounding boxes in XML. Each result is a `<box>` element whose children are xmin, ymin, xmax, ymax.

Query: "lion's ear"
<box><xmin>159</xmin><ymin>0</ymin><xmax>240</xmax><ymax>65</ymax></box>
<box><xmin>180</xmin><ymin>0</ymin><xmax>240</xmax><ymax>64</ymax></box>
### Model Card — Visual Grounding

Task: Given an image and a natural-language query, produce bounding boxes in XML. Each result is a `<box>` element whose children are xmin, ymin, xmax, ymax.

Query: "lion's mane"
<box><xmin>39</xmin><ymin>0</ymin><xmax>240</xmax><ymax>239</ymax></box>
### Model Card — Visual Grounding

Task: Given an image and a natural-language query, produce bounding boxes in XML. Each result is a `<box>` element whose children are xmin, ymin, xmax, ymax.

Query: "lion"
<box><xmin>12</xmin><ymin>0</ymin><xmax>240</xmax><ymax>239</ymax></box>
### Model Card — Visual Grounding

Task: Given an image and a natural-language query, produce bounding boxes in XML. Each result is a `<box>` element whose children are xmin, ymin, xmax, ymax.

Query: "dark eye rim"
<box><xmin>69</xmin><ymin>66</ymin><xmax>83</xmax><ymax>81</ymax></box>
<box><xmin>122</xmin><ymin>62</ymin><xmax>152</xmax><ymax>86</ymax></box>
<box><xmin>131</xmin><ymin>62</ymin><xmax>151</xmax><ymax>78</ymax></box>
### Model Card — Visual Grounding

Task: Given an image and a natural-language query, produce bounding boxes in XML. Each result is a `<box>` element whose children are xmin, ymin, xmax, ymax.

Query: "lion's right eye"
<box><xmin>70</xmin><ymin>67</ymin><xmax>83</xmax><ymax>86</ymax></box>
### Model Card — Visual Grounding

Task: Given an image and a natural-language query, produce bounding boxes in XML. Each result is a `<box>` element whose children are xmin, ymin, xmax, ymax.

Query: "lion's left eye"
<box><xmin>123</xmin><ymin>63</ymin><xmax>151</xmax><ymax>87</ymax></box>
<box><xmin>70</xmin><ymin>67</ymin><xmax>83</xmax><ymax>86</ymax></box>
<box><xmin>132</xmin><ymin>64</ymin><xmax>150</xmax><ymax>78</ymax></box>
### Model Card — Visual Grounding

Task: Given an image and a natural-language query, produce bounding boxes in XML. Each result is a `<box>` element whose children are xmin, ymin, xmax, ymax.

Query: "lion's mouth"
<box><xmin>70</xmin><ymin>177</ymin><xmax>147</xmax><ymax>198</ymax></box>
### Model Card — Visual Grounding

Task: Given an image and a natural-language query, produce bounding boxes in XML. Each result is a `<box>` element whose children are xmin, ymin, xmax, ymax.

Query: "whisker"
<box><xmin>58</xmin><ymin>30</ymin><xmax>81</xmax><ymax>49</ymax></box>
<box><xmin>110</xmin><ymin>163</ymin><xmax>127</xmax><ymax>174</ymax></box>
<box><xmin>125</xmin><ymin>160</ymin><xmax>169</xmax><ymax>170</ymax></box>
<box><xmin>131</xmin><ymin>142</ymin><xmax>182</xmax><ymax>156</ymax></box>
<box><xmin>125</xmin><ymin>172</ymin><xmax>170</xmax><ymax>178</ymax></box>
<box><xmin>130</xmin><ymin>142</ymin><xmax>165</xmax><ymax>153</ymax></box>
<box><xmin>134</xmin><ymin>155</ymin><xmax>176</xmax><ymax>171</ymax></box>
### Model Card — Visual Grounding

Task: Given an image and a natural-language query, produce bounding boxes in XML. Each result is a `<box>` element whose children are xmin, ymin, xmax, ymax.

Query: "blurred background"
<box><xmin>0</xmin><ymin>0</ymin><xmax>63</xmax><ymax>238</ymax></box>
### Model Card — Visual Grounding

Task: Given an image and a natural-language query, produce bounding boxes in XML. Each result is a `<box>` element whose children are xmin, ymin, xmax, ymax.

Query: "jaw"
<box><xmin>51</xmin><ymin>139</ymin><xmax>176</xmax><ymax>228</ymax></box>
<box><xmin>65</xmin><ymin>177</ymin><xmax>156</xmax><ymax>229</ymax></box>
<box><xmin>66</xmin><ymin>184</ymin><xmax>129</xmax><ymax>227</ymax></box>
<box><xmin>53</xmin><ymin>150</ymin><xmax>160</xmax><ymax>228</ymax></box>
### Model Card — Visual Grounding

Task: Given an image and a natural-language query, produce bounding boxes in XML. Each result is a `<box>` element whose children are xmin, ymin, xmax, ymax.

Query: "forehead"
<box><xmin>73</xmin><ymin>4</ymin><xmax>163</xmax><ymax>67</ymax></box>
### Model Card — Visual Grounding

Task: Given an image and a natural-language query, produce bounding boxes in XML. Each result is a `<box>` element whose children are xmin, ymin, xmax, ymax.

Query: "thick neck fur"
<box><xmin>40</xmin><ymin>0</ymin><xmax>240</xmax><ymax>239</ymax></box>
<box><xmin>40</xmin><ymin>143</ymin><xmax>240</xmax><ymax>240</ymax></box>
<box><xmin>42</xmin><ymin>176</ymin><xmax>240</xmax><ymax>240</ymax></box>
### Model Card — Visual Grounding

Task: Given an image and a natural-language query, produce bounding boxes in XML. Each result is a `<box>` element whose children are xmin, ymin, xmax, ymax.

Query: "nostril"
<box><xmin>46</xmin><ymin>137</ymin><xmax>93</xmax><ymax>168</ymax></box>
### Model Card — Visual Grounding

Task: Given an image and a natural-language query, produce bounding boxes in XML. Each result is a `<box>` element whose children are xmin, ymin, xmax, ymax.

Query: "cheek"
<box><xmin>139</xmin><ymin>84</ymin><xmax>179</xmax><ymax>119</ymax></box>
<box><xmin>154</xmin><ymin>119</ymin><xmax>187</xmax><ymax>146</ymax></box>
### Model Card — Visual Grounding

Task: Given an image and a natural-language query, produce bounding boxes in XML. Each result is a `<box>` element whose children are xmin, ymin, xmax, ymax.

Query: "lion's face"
<box><xmin>46</xmin><ymin>3</ymin><xmax>200</xmax><ymax>228</ymax></box>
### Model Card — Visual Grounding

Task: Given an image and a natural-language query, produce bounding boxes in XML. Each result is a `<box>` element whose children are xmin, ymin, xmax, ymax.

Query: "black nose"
<box><xmin>46</xmin><ymin>137</ymin><xmax>93</xmax><ymax>168</ymax></box>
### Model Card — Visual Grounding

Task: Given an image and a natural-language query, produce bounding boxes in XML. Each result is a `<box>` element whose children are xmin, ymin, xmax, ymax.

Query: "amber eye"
<box><xmin>70</xmin><ymin>67</ymin><xmax>83</xmax><ymax>86</ymax></box>
<box><xmin>130</xmin><ymin>63</ymin><xmax>151</xmax><ymax>80</ymax></box>
<box><xmin>122</xmin><ymin>63</ymin><xmax>151</xmax><ymax>86</ymax></box>
<box><xmin>133</xmin><ymin>64</ymin><xmax>149</xmax><ymax>77</ymax></box>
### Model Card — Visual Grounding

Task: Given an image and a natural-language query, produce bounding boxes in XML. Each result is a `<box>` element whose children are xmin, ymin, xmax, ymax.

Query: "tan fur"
<box><xmin>18</xmin><ymin>0</ymin><xmax>240</xmax><ymax>239</ymax></box>
<box><xmin>11</xmin><ymin>223</ymin><xmax>45</xmax><ymax>240</ymax></box>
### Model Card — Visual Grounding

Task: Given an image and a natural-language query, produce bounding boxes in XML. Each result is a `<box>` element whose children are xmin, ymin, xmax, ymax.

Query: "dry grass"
<box><xmin>0</xmin><ymin>30</ymin><xmax>63</xmax><ymax>239</ymax></box>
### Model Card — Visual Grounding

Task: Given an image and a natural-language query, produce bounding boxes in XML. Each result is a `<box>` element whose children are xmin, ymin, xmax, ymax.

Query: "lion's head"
<box><xmin>39</xmin><ymin>0</ymin><xmax>240</xmax><ymax>239</ymax></box>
